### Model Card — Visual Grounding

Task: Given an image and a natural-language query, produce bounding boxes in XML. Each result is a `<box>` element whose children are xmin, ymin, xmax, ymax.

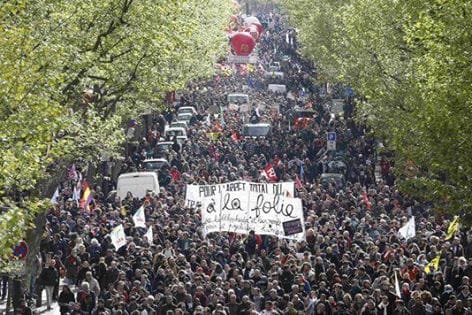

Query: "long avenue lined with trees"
<box><xmin>0</xmin><ymin>0</ymin><xmax>471</xmax><ymax>314</ymax></box>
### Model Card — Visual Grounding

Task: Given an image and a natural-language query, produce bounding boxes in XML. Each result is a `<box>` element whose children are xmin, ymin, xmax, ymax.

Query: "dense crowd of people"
<box><xmin>14</xmin><ymin>10</ymin><xmax>472</xmax><ymax>315</ymax></box>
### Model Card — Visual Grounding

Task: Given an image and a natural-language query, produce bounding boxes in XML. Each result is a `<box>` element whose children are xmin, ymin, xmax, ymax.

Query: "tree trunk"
<box><xmin>23</xmin><ymin>165</ymin><xmax>68</xmax><ymax>297</ymax></box>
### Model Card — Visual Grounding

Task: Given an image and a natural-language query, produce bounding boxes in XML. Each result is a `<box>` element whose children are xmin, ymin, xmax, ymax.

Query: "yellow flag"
<box><xmin>207</xmin><ymin>132</ymin><xmax>220</xmax><ymax>141</ymax></box>
<box><xmin>424</xmin><ymin>255</ymin><xmax>440</xmax><ymax>274</ymax></box>
<box><xmin>445</xmin><ymin>216</ymin><xmax>459</xmax><ymax>240</ymax></box>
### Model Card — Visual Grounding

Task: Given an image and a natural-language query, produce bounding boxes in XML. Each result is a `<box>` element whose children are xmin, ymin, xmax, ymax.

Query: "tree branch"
<box><xmin>103</xmin><ymin>50</ymin><xmax>148</xmax><ymax>118</ymax></box>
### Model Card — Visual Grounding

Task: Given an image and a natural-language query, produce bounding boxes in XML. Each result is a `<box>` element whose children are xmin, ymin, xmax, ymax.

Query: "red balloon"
<box><xmin>230</xmin><ymin>32</ymin><xmax>256</xmax><ymax>56</ymax></box>
<box><xmin>250</xmin><ymin>21</ymin><xmax>264</xmax><ymax>35</ymax></box>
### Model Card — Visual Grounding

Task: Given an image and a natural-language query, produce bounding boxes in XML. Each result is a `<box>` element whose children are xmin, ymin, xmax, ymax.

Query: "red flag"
<box><xmin>273</xmin><ymin>156</ymin><xmax>282</xmax><ymax>167</ymax></box>
<box><xmin>170</xmin><ymin>168</ymin><xmax>181</xmax><ymax>182</ymax></box>
<box><xmin>362</xmin><ymin>191</ymin><xmax>372</xmax><ymax>210</ymax></box>
<box><xmin>255</xmin><ymin>234</ymin><xmax>263</xmax><ymax>247</ymax></box>
<box><xmin>295</xmin><ymin>175</ymin><xmax>303</xmax><ymax>190</ymax></box>
<box><xmin>294</xmin><ymin>118</ymin><xmax>309</xmax><ymax>130</ymax></box>
<box><xmin>263</xmin><ymin>163</ymin><xmax>278</xmax><ymax>182</ymax></box>
<box><xmin>239</xmin><ymin>64</ymin><xmax>248</xmax><ymax>76</ymax></box>
<box><xmin>231</xmin><ymin>131</ymin><xmax>240</xmax><ymax>142</ymax></box>
<box><xmin>213</xmin><ymin>122</ymin><xmax>223</xmax><ymax>132</ymax></box>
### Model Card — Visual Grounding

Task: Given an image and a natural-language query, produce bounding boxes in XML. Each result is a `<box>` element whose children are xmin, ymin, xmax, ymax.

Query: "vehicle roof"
<box><xmin>295</xmin><ymin>109</ymin><xmax>316</xmax><ymax>113</ymax></box>
<box><xmin>166</xmin><ymin>126</ymin><xmax>186</xmax><ymax>131</ymax></box>
<box><xmin>118</xmin><ymin>172</ymin><xmax>158</xmax><ymax>178</ymax></box>
<box><xmin>143</xmin><ymin>158</ymin><xmax>168</xmax><ymax>163</ymax></box>
<box><xmin>157</xmin><ymin>141</ymin><xmax>173</xmax><ymax>145</ymax></box>
<box><xmin>320</xmin><ymin>173</ymin><xmax>344</xmax><ymax>178</ymax></box>
<box><xmin>228</xmin><ymin>93</ymin><xmax>249</xmax><ymax>97</ymax></box>
<box><xmin>243</xmin><ymin>123</ymin><xmax>271</xmax><ymax>127</ymax></box>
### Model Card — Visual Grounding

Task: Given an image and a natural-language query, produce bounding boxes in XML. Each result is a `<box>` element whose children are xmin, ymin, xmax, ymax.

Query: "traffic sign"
<box><xmin>327</xmin><ymin>132</ymin><xmax>336</xmax><ymax>142</ymax></box>
<box><xmin>327</xmin><ymin>132</ymin><xmax>336</xmax><ymax>151</ymax></box>
<box><xmin>13</xmin><ymin>240</ymin><xmax>29</xmax><ymax>260</ymax></box>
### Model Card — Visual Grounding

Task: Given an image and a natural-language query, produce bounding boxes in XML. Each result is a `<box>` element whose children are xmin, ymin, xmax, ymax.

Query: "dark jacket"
<box><xmin>39</xmin><ymin>266</ymin><xmax>58</xmax><ymax>287</ymax></box>
<box><xmin>58</xmin><ymin>290</ymin><xmax>75</xmax><ymax>314</ymax></box>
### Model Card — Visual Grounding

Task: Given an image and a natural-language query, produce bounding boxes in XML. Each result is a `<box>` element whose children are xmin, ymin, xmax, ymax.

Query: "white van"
<box><xmin>165</xmin><ymin>126</ymin><xmax>187</xmax><ymax>139</ymax></box>
<box><xmin>227</xmin><ymin>93</ymin><xmax>249</xmax><ymax>104</ymax></box>
<box><xmin>117</xmin><ymin>172</ymin><xmax>159</xmax><ymax>200</ymax></box>
<box><xmin>268</xmin><ymin>62</ymin><xmax>281</xmax><ymax>72</ymax></box>
<box><xmin>264</xmin><ymin>71</ymin><xmax>284</xmax><ymax>79</ymax></box>
<box><xmin>177</xmin><ymin>106</ymin><xmax>197</xmax><ymax>116</ymax></box>
<box><xmin>268</xmin><ymin>84</ymin><xmax>287</xmax><ymax>93</ymax></box>
<box><xmin>241</xmin><ymin>123</ymin><xmax>272</xmax><ymax>138</ymax></box>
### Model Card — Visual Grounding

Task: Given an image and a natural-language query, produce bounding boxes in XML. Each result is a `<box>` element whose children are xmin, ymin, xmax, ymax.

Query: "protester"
<box><xmin>38</xmin><ymin>260</ymin><xmax>58</xmax><ymax>310</ymax></box>
<box><xmin>58</xmin><ymin>285</ymin><xmax>75</xmax><ymax>315</ymax></box>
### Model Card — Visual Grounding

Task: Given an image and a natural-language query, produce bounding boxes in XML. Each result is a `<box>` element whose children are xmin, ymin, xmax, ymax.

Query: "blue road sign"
<box><xmin>327</xmin><ymin>132</ymin><xmax>336</xmax><ymax>142</ymax></box>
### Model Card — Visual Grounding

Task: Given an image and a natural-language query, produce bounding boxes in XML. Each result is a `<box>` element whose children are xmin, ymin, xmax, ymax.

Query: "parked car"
<box><xmin>165</xmin><ymin>126</ymin><xmax>187</xmax><ymax>139</ymax></box>
<box><xmin>169</xmin><ymin>121</ymin><xmax>188</xmax><ymax>129</ymax></box>
<box><xmin>328</xmin><ymin>160</ymin><xmax>347</xmax><ymax>174</ymax></box>
<box><xmin>293</xmin><ymin>109</ymin><xmax>316</xmax><ymax>120</ymax></box>
<box><xmin>177</xmin><ymin>106</ymin><xmax>197</xmax><ymax>116</ymax></box>
<box><xmin>268</xmin><ymin>84</ymin><xmax>287</xmax><ymax>93</ymax></box>
<box><xmin>320</xmin><ymin>173</ymin><xmax>345</xmax><ymax>189</ymax></box>
<box><xmin>142</xmin><ymin>158</ymin><xmax>170</xmax><ymax>172</ymax></box>
<box><xmin>155</xmin><ymin>141</ymin><xmax>175</xmax><ymax>157</ymax></box>
<box><xmin>292</xmin><ymin>109</ymin><xmax>317</xmax><ymax>129</ymax></box>
<box><xmin>264</xmin><ymin>71</ymin><xmax>284</xmax><ymax>80</ymax></box>
<box><xmin>268</xmin><ymin>62</ymin><xmax>281</xmax><ymax>71</ymax></box>
<box><xmin>227</xmin><ymin>93</ymin><xmax>249</xmax><ymax>104</ymax></box>
<box><xmin>241</xmin><ymin>123</ymin><xmax>271</xmax><ymax>138</ymax></box>
<box><xmin>175</xmin><ymin>135</ymin><xmax>188</xmax><ymax>145</ymax></box>
<box><xmin>176</xmin><ymin>112</ymin><xmax>194</xmax><ymax>124</ymax></box>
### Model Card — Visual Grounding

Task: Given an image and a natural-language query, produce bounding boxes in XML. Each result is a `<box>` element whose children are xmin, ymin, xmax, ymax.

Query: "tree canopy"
<box><xmin>282</xmin><ymin>0</ymin><xmax>472</xmax><ymax>221</ymax></box>
<box><xmin>0</xmin><ymin>0</ymin><xmax>234</xmax><ymax>259</ymax></box>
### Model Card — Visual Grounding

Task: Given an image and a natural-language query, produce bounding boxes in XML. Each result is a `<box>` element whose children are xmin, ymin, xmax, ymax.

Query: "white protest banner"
<box><xmin>185</xmin><ymin>184</ymin><xmax>200</xmax><ymax>208</ymax></box>
<box><xmin>145</xmin><ymin>226</ymin><xmax>153</xmax><ymax>245</ymax></box>
<box><xmin>200</xmin><ymin>182</ymin><xmax>249</xmax><ymax>235</ymax></box>
<box><xmin>51</xmin><ymin>187</ymin><xmax>60</xmax><ymax>205</ymax></box>
<box><xmin>110</xmin><ymin>224</ymin><xmax>127</xmax><ymax>250</ymax></box>
<box><xmin>132</xmin><ymin>205</ymin><xmax>146</xmax><ymax>228</ymax></box>
<box><xmin>394</xmin><ymin>270</ymin><xmax>401</xmax><ymax>297</ymax></box>
<box><xmin>227</xmin><ymin>54</ymin><xmax>259</xmax><ymax>64</ymax></box>
<box><xmin>248</xmin><ymin>193</ymin><xmax>305</xmax><ymax>240</ymax></box>
<box><xmin>398</xmin><ymin>216</ymin><xmax>416</xmax><ymax>240</ymax></box>
<box><xmin>197</xmin><ymin>182</ymin><xmax>305</xmax><ymax>240</ymax></box>
<box><xmin>185</xmin><ymin>181</ymin><xmax>295</xmax><ymax>208</ymax></box>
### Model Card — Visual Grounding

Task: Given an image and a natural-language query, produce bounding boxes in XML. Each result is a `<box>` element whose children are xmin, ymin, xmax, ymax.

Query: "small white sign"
<box><xmin>327</xmin><ymin>132</ymin><xmax>336</xmax><ymax>151</ymax></box>
<box><xmin>327</xmin><ymin>141</ymin><xmax>336</xmax><ymax>151</ymax></box>
<box><xmin>227</xmin><ymin>55</ymin><xmax>259</xmax><ymax>64</ymax></box>
<box><xmin>110</xmin><ymin>224</ymin><xmax>127</xmax><ymax>250</ymax></box>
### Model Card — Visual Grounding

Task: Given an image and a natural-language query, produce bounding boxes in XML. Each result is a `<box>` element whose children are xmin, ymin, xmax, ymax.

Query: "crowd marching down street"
<box><xmin>6</xmin><ymin>9</ymin><xmax>471</xmax><ymax>315</ymax></box>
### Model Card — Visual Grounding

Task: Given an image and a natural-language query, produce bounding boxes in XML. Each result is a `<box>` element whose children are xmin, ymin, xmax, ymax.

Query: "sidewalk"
<box><xmin>0</xmin><ymin>289</ymin><xmax>61</xmax><ymax>315</ymax></box>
